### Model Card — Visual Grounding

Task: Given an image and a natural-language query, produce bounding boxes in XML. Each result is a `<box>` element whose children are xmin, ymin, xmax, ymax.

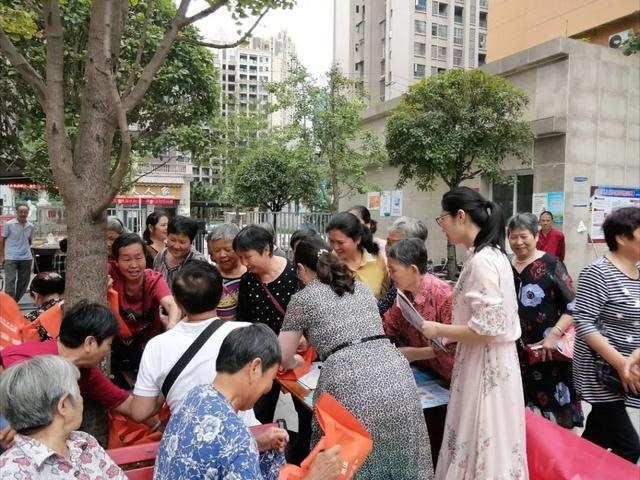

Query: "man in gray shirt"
<box><xmin>0</xmin><ymin>204</ymin><xmax>34</xmax><ymax>301</ymax></box>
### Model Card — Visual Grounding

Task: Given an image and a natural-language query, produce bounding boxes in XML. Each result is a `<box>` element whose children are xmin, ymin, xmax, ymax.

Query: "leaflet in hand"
<box><xmin>396</xmin><ymin>289</ymin><xmax>450</xmax><ymax>354</ymax></box>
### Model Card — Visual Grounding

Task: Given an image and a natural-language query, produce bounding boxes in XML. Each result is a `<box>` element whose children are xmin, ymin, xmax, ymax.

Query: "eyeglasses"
<box><xmin>435</xmin><ymin>213</ymin><xmax>450</xmax><ymax>226</ymax></box>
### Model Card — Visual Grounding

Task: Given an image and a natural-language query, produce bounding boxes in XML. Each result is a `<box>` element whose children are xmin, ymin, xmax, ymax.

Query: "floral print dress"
<box><xmin>435</xmin><ymin>247</ymin><xmax>528</xmax><ymax>480</ymax></box>
<box><xmin>513</xmin><ymin>253</ymin><xmax>583</xmax><ymax>428</ymax></box>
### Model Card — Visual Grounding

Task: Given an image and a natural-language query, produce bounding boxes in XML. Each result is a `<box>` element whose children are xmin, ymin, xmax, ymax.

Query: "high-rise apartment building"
<box><xmin>487</xmin><ymin>0</ymin><xmax>639</xmax><ymax>62</ymax></box>
<box><xmin>333</xmin><ymin>0</ymin><xmax>489</xmax><ymax>102</ymax></box>
<box><xmin>193</xmin><ymin>32</ymin><xmax>297</xmax><ymax>185</ymax></box>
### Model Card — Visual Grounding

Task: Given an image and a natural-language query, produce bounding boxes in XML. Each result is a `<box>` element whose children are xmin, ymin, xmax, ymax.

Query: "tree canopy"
<box><xmin>385</xmin><ymin>68</ymin><xmax>533</xmax><ymax>191</ymax></box>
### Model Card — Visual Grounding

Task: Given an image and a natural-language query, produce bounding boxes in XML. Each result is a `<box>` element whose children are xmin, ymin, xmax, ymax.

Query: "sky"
<box><xmin>190</xmin><ymin>0</ymin><xmax>335</xmax><ymax>80</ymax></box>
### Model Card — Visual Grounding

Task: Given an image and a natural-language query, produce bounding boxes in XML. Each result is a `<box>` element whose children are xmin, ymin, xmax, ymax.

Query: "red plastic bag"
<box><xmin>277</xmin><ymin>346</ymin><xmax>317</xmax><ymax>381</ymax></box>
<box><xmin>279</xmin><ymin>393</ymin><xmax>373</xmax><ymax>480</ymax></box>
<box><xmin>525</xmin><ymin>409</ymin><xmax>639</xmax><ymax>479</ymax></box>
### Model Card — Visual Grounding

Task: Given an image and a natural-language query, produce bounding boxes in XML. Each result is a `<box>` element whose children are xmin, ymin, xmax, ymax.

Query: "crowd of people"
<box><xmin>0</xmin><ymin>190</ymin><xmax>638</xmax><ymax>479</ymax></box>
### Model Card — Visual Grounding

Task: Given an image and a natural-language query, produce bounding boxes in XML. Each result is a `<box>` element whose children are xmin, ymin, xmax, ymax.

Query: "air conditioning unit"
<box><xmin>608</xmin><ymin>29</ymin><xmax>632</xmax><ymax>49</ymax></box>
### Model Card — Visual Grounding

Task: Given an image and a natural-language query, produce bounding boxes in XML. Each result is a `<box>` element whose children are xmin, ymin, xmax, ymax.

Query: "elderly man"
<box><xmin>536</xmin><ymin>210</ymin><xmax>565</xmax><ymax>261</ymax></box>
<box><xmin>0</xmin><ymin>302</ymin><xmax>159</xmax><ymax>448</ymax></box>
<box><xmin>0</xmin><ymin>355</ymin><xmax>126</xmax><ymax>478</ymax></box>
<box><xmin>0</xmin><ymin>203</ymin><xmax>34</xmax><ymax>301</ymax></box>
<box><xmin>378</xmin><ymin>216</ymin><xmax>429</xmax><ymax>316</ymax></box>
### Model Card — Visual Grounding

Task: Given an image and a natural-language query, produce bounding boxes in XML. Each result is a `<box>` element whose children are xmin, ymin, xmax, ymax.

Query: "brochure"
<box><xmin>396</xmin><ymin>289</ymin><xmax>451</xmax><ymax>354</ymax></box>
<box><xmin>298</xmin><ymin>362</ymin><xmax>322</xmax><ymax>390</ymax></box>
<box><xmin>412</xmin><ymin>369</ymin><xmax>450</xmax><ymax>409</ymax></box>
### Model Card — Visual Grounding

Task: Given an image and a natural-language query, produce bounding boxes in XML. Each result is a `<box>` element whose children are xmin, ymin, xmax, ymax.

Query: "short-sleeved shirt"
<box><xmin>218</xmin><ymin>276</ymin><xmax>242</xmax><ymax>321</ymax></box>
<box><xmin>0</xmin><ymin>432</ymin><xmax>126</xmax><ymax>479</ymax></box>
<box><xmin>154</xmin><ymin>384</ymin><xmax>283</xmax><ymax>480</ymax></box>
<box><xmin>236</xmin><ymin>262</ymin><xmax>298</xmax><ymax>334</ymax></box>
<box><xmin>383</xmin><ymin>274</ymin><xmax>455</xmax><ymax>381</ymax></box>
<box><xmin>1</xmin><ymin>219</ymin><xmax>34</xmax><ymax>260</ymax></box>
<box><xmin>153</xmin><ymin>248</ymin><xmax>208</xmax><ymax>290</ymax></box>
<box><xmin>0</xmin><ymin>339</ymin><xmax>129</xmax><ymax>410</ymax></box>
<box><xmin>348</xmin><ymin>250</ymin><xmax>390</xmax><ymax>299</ymax></box>
<box><xmin>536</xmin><ymin>228</ymin><xmax>565</xmax><ymax>261</ymax></box>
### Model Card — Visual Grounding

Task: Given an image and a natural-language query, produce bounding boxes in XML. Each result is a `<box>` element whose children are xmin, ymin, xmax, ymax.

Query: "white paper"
<box><xmin>396</xmin><ymin>290</ymin><xmax>450</xmax><ymax>354</ymax></box>
<box><xmin>573</xmin><ymin>176</ymin><xmax>589</xmax><ymax>207</ymax></box>
<box><xmin>297</xmin><ymin>362</ymin><xmax>321</xmax><ymax>390</ymax></box>
<box><xmin>380</xmin><ymin>191</ymin><xmax>392</xmax><ymax>217</ymax></box>
<box><xmin>532</xmin><ymin>193</ymin><xmax>548</xmax><ymax>216</ymax></box>
<box><xmin>390</xmin><ymin>190</ymin><xmax>403</xmax><ymax>217</ymax></box>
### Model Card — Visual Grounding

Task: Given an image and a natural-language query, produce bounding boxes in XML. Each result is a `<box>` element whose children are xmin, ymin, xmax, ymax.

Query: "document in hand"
<box><xmin>396</xmin><ymin>289</ymin><xmax>451</xmax><ymax>354</ymax></box>
<box><xmin>278</xmin><ymin>393</ymin><xmax>373</xmax><ymax>480</ymax></box>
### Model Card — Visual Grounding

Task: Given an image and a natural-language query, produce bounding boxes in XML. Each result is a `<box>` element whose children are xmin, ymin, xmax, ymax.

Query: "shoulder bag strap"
<box><xmin>259</xmin><ymin>282</ymin><xmax>286</xmax><ymax>317</ymax></box>
<box><xmin>161</xmin><ymin>319</ymin><xmax>224</xmax><ymax>398</ymax></box>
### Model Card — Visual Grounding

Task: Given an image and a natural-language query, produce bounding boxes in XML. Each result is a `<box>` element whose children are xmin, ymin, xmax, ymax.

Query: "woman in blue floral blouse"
<box><xmin>508</xmin><ymin>213</ymin><xmax>583</xmax><ymax>428</ymax></box>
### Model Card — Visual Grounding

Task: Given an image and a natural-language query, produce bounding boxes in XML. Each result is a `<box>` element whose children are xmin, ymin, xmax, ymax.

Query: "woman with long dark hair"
<box><xmin>142</xmin><ymin>211</ymin><xmax>169</xmax><ymax>268</ymax></box>
<box><xmin>326</xmin><ymin>212</ymin><xmax>389</xmax><ymax>299</ymax></box>
<box><xmin>421</xmin><ymin>187</ymin><xmax>527</xmax><ymax>479</ymax></box>
<box><xmin>279</xmin><ymin>235</ymin><xmax>432</xmax><ymax>479</ymax></box>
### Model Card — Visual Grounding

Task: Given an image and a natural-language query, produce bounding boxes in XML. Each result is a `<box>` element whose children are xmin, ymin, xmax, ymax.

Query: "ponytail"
<box><xmin>441</xmin><ymin>187</ymin><xmax>505</xmax><ymax>253</ymax></box>
<box><xmin>326</xmin><ymin>212</ymin><xmax>380</xmax><ymax>256</ymax></box>
<box><xmin>294</xmin><ymin>236</ymin><xmax>355</xmax><ymax>297</ymax></box>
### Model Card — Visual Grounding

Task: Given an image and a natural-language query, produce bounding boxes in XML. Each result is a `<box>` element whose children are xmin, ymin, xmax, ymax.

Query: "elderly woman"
<box><xmin>326</xmin><ymin>212</ymin><xmax>389</xmax><ymax>299</ymax></box>
<box><xmin>143</xmin><ymin>210</ymin><xmax>169</xmax><ymax>268</ymax></box>
<box><xmin>26</xmin><ymin>272</ymin><xmax>65</xmax><ymax>322</ymax></box>
<box><xmin>153</xmin><ymin>215</ymin><xmax>207</xmax><ymax>289</ymax></box>
<box><xmin>207</xmin><ymin>223</ymin><xmax>247</xmax><ymax>321</ymax></box>
<box><xmin>109</xmin><ymin>233</ymin><xmax>181</xmax><ymax>389</ymax></box>
<box><xmin>573</xmin><ymin>206</ymin><xmax>640</xmax><ymax>463</ymax></box>
<box><xmin>154</xmin><ymin>324</ymin><xmax>340</xmax><ymax>480</ymax></box>
<box><xmin>384</xmin><ymin>239</ymin><xmax>455</xmax><ymax>381</ymax></box>
<box><xmin>508</xmin><ymin>213</ymin><xmax>583</xmax><ymax>429</ymax></box>
<box><xmin>107</xmin><ymin>216</ymin><xmax>126</xmax><ymax>269</ymax></box>
<box><xmin>279</xmin><ymin>236</ymin><xmax>433</xmax><ymax>479</ymax></box>
<box><xmin>234</xmin><ymin>225</ymin><xmax>298</xmax><ymax>423</ymax></box>
<box><xmin>378</xmin><ymin>216</ymin><xmax>429</xmax><ymax>316</ymax></box>
<box><xmin>0</xmin><ymin>355</ymin><xmax>126</xmax><ymax>478</ymax></box>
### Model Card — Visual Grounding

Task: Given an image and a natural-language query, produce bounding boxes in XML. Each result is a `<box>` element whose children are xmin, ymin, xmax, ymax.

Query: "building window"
<box><xmin>479</xmin><ymin>32</ymin><xmax>487</xmax><ymax>49</ymax></box>
<box><xmin>431</xmin><ymin>44</ymin><xmax>438</xmax><ymax>59</ymax></box>
<box><xmin>415</xmin><ymin>0</ymin><xmax>427</xmax><ymax>12</ymax></box>
<box><xmin>431</xmin><ymin>66</ymin><xmax>438</xmax><ymax>75</ymax></box>
<box><xmin>355</xmin><ymin>5</ymin><xmax>359</xmax><ymax>13</ymax></box>
<box><xmin>415</xmin><ymin>20</ymin><xmax>427</xmax><ymax>34</ymax></box>
<box><xmin>478</xmin><ymin>53</ymin><xmax>486</xmax><ymax>65</ymax></box>
<box><xmin>356</xmin><ymin>20</ymin><xmax>364</xmax><ymax>33</ymax></box>
<box><xmin>414</xmin><ymin>63</ymin><xmax>426</xmax><ymax>78</ymax></box>
<box><xmin>438</xmin><ymin>24</ymin><xmax>447</xmax><ymax>39</ymax></box>
<box><xmin>379</xmin><ymin>79</ymin><xmax>385</xmax><ymax>101</ymax></box>
<box><xmin>433</xmin><ymin>1</ymin><xmax>448</xmax><ymax>17</ymax></box>
<box><xmin>453</xmin><ymin>48</ymin><xmax>463</xmax><ymax>66</ymax></box>
<box><xmin>454</xmin><ymin>6</ymin><xmax>464</xmax><ymax>23</ymax></box>
<box><xmin>431</xmin><ymin>23</ymin><xmax>438</xmax><ymax>36</ymax></box>
<box><xmin>492</xmin><ymin>175</ymin><xmax>533</xmax><ymax>222</ymax></box>
<box><xmin>470</xmin><ymin>3</ymin><xmax>476</xmax><ymax>25</ymax></box>
<box><xmin>414</xmin><ymin>42</ymin><xmax>426</xmax><ymax>57</ymax></box>
<box><xmin>438</xmin><ymin>46</ymin><xmax>447</xmax><ymax>59</ymax></box>
<box><xmin>479</xmin><ymin>11</ymin><xmax>487</xmax><ymax>28</ymax></box>
<box><xmin>380</xmin><ymin>59</ymin><xmax>386</xmax><ymax>74</ymax></box>
<box><xmin>454</xmin><ymin>26</ymin><xmax>464</xmax><ymax>45</ymax></box>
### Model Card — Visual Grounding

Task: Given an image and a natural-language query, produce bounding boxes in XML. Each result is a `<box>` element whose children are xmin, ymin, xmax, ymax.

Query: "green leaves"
<box><xmin>386</xmin><ymin>68</ymin><xmax>533</xmax><ymax>190</ymax></box>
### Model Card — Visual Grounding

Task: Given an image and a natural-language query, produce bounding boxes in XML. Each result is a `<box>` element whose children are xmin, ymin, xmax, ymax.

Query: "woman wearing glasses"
<box><xmin>423</xmin><ymin>187</ymin><xmax>527</xmax><ymax>479</ymax></box>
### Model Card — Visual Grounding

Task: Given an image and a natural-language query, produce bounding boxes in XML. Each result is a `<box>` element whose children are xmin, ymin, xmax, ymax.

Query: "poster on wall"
<box><xmin>532</xmin><ymin>193</ymin><xmax>548</xmax><ymax>216</ymax></box>
<box><xmin>367</xmin><ymin>192</ymin><xmax>381</xmax><ymax>211</ymax></box>
<box><xmin>380</xmin><ymin>191</ymin><xmax>392</xmax><ymax>217</ymax></box>
<box><xmin>573</xmin><ymin>176</ymin><xmax>589</xmax><ymax>207</ymax></box>
<box><xmin>390</xmin><ymin>190</ymin><xmax>403</xmax><ymax>217</ymax></box>
<box><xmin>589</xmin><ymin>186</ymin><xmax>640</xmax><ymax>243</ymax></box>
<box><xmin>547</xmin><ymin>192</ymin><xmax>565</xmax><ymax>224</ymax></box>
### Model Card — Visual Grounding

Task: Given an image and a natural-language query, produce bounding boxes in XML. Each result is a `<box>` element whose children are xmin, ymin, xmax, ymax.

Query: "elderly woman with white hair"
<box><xmin>0</xmin><ymin>355</ymin><xmax>126</xmax><ymax>478</ymax></box>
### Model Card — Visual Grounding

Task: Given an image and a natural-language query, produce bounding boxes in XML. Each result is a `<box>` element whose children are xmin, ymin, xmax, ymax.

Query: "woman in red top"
<box><xmin>108</xmin><ymin>233</ymin><xmax>181</xmax><ymax>389</ymax></box>
<box><xmin>384</xmin><ymin>238</ymin><xmax>456</xmax><ymax>381</ymax></box>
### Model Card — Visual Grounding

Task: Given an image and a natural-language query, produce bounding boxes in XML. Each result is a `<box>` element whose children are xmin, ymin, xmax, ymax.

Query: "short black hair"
<box><xmin>540</xmin><ymin>211</ymin><xmax>554</xmax><ymax>220</ymax></box>
<box><xmin>233</xmin><ymin>225</ymin><xmax>274</xmax><ymax>255</ymax></box>
<box><xmin>172</xmin><ymin>261</ymin><xmax>223</xmax><ymax>314</ymax></box>
<box><xmin>111</xmin><ymin>233</ymin><xmax>146</xmax><ymax>259</ymax></box>
<box><xmin>30</xmin><ymin>272</ymin><xmax>65</xmax><ymax>296</ymax></box>
<box><xmin>216</xmin><ymin>324</ymin><xmax>281</xmax><ymax>374</ymax></box>
<box><xmin>602</xmin><ymin>206</ymin><xmax>640</xmax><ymax>252</ymax></box>
<box><xmin>59</xmin><ymin>302</ymin><xmax>119</xmax><ymax>348</ymax></box>
<box><xmin>168</xmin><ymin>216</ymin><xmax>199</xmax><ymax>242</ymax></box>
<box><xmin>387</xmin><ymin>238</ymin><xmax>430</xmax><ymax>275</ymax></box>
<box><xmin>289</xmin><ymin>228</ymin><xmax>317</xmax><ymax>250</ymax></box>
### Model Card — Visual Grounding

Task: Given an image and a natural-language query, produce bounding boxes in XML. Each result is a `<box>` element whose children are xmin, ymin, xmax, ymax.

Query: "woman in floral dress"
<box><xmin>422</xmin><ymin>187</ymin><xmax>528</xmax><ymax>479</ymax></box>
<box><xmin>508</xmin><ymin>213</ymin><xmax>583</xmax><ymax>428</ymax></box>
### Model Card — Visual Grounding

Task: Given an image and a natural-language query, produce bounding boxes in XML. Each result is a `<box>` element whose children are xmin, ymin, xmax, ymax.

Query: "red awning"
<box><xmin>112</xmin><ymin>196</ymin><xmax>178</xmax><ymax>206</ymax></box>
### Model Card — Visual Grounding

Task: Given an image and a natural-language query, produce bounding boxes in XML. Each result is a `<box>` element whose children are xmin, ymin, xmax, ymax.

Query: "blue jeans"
<box><xmin>3</xmin><ymin>259</ymin><xmax>32</xmax><ymax>301</ymax></box>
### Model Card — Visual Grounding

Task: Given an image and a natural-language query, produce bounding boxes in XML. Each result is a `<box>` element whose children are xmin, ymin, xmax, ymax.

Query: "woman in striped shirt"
<box><xmin>572</xmin><ymin>206</ymin><xmax>640</xmax><ymax>463</ymax></box>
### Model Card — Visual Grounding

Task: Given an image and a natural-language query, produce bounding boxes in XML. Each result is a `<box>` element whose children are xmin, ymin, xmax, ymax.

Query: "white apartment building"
<box><xmin>192</xmin><ymin>32</ymin><xmax>297</xmax><ymax>186</ymax></box>
<box><xmin>333</xmin><ymin>0</ymin><xmax>489</xmax><ymax>103</ymax></box>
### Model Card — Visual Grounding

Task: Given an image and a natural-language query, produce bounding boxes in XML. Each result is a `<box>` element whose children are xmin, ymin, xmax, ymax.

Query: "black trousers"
<box><xmin>582</xmin><ymin>401</ymin><xmax>640</xmax><ymax>464</ymax></box>
<box><xmin>253</xmin><ymin>382</ymin><xmax>281</xmax><ymax>424</ymax></box>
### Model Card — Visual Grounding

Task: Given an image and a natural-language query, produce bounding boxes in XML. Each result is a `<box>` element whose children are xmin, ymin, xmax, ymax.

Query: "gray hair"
<box><xmin>107</xmin><ymin>216</ymin><xmax>126</xmax><ymax>234</ymax></box>
<box><xmin>207</xmin><ymin>223</ymin><xmax>241</xmax><ymax>243</ymax></box>
<box><xmin>216</xmin><ymin>324</ymin><xmax>281</xmax><ymax>374</ymax></box>
<box><xmin>507</xmin><ymin>213</ymin><xmax>539</xmax><ymax>236</ymax></box>
<box><xmin>388</xmin><ymin>216</ymin><xmax>428</xmax><ymax>242</ymax></box>
<box><xmin>387</xmin><ymin>238</ymin><xmax>429</xmax><ymax>275</ymax></box>
<box><xmin>0</xmin><ymin>355</ymin><xmax>81</xmax><ymax>433</ymax></box>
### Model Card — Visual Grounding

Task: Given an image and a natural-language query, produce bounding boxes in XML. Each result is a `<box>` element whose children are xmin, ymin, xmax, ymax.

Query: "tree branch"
<box><xmin>0</xmin><ymin>28</ymin><xmax>47</xmax><ymax>108</ymax></box>
<box><xmin>122</xmin><ymin>0</ymin><xmax>228</xmax><ymax>113</ymax></box>
<box><xmin>176</xmin><ymin>7</ymin><xmax>270</xmax><ymax>49</ymax></box>
<box><xmin>119</xmin><ymin>156</ymin><xmax>171</xmax><ymax>190</ymax></box>
<box><xmin>124</xmin><ymin>0</ymin><xmax>154</xmax><ymax>94</ymax></box>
